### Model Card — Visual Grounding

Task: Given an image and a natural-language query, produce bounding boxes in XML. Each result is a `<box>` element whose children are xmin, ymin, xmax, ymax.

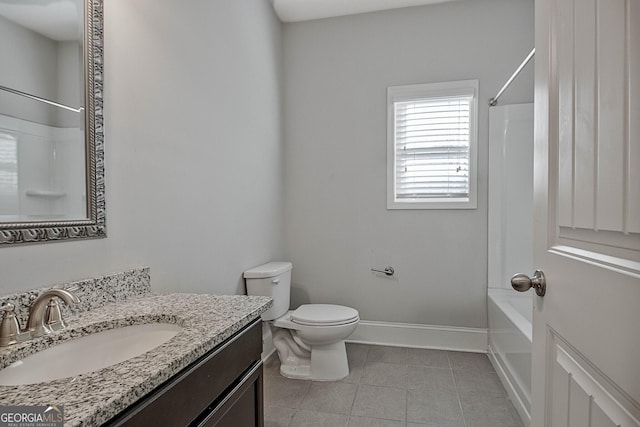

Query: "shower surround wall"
<box><xmin>0</xmin><ymin>115</ymin><xmax>85</xmax><ymax>220</ymax></box>
<box><xmin>283</xmin><ymin>0</ymin><xmax>534</xmax><ymax>347</ymax></box>
<box><xmin>0</xmin><ymin>14</ymin><xmax>87</xmax><ymax>222</ymax></box>
<box><xmin>0</xmin><ymin>15</ymin><xmax>59</xmax><ymax>126</ymax></box>
<box><xmin>487</xmin><ymin>103</ymin><xmax>534</xmax><ymax>425</ymax></box>
<box><xmin>0</xmin><ymin>0</ymin><xmax>285</xmax><ymax>295</ymax></box>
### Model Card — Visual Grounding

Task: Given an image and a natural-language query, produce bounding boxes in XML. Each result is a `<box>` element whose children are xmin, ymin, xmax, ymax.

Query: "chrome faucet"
<box><xmin>26</xmin><ymin>289</ymin><xmax>80</xmax><ymax>338</ymax></box>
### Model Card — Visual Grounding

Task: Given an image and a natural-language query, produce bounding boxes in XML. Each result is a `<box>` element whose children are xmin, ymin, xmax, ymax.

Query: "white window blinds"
<box><xmin>394</xmin><ymin>95</ymin><xmax>471</xmax><ymax>200</ymax></box>
<box><xmin>387</xmin><ymin>80</ymin><xmax>478</xmax><ymax>209</ymax></box>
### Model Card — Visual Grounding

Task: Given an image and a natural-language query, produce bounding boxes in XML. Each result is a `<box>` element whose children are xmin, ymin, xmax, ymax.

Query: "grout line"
<box><xmin>348</xmin><ymin>383</ymin><xmax>359</xmax><ymax>422</ymax></box>
<box><xmin>405</xmin><ymin>369</ymin><xmax>410</xmax><ymax>426</ymax></box>
<box><xmin>347</xmin><ymin>343</ymin><xmax>364</xmax><ymax>421</ymax></box>
<box><xmin>448</xmin><ymin>353</ymin><xmax>469</xmax><ymax>427</ymax></box>
<box><xmin>362</xmin><ymin>344</ymin><xmax>370</xmax><ymax>365</ymax></box>
<box><xmin>287</xmin><ymin>407</ymin><xmax>293</xmax><ymax>427</ymax></box>
<box><xmin>452</xmin><ymin>376</ymin><xmax>469</xmax><ymax>427</ymax></box>
<box><xmin>301</xmin><ymin>381</ymin><xmax>312</xmax><ymax>410</ymax></box>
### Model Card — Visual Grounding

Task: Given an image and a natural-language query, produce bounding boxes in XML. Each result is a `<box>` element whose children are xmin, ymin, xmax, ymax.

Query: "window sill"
<box><xmin>387</xmin><ymin>198</ymin><xmax>477</xmax><ymax>210</ymax></box>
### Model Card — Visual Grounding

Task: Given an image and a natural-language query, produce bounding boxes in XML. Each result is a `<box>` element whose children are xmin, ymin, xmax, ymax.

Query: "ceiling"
<box><xmin>0</xmin><ymin>0</ymin><xmax>453</xmax><ymax>41</ymax></box>
<box><xmin>272</xmin><ymin>0</ymin><xmax>454</xmax><ymax>22</ymax></box>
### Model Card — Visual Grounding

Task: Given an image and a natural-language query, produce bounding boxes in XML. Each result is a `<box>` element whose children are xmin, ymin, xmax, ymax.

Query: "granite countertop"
<box><xmin>0</xmin><ymin>293</ymin><xmax>272</xmax><ymax>426</ymax></box>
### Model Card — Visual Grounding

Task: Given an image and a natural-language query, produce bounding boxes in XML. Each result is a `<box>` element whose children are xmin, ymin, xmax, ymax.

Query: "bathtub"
<box><xmin>488</xmin><ymin>288</ymin><xmax>532</xmax><ymax>426</ymax></box>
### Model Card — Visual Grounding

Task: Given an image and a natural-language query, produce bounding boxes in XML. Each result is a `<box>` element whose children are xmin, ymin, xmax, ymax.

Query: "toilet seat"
<box><xmin>290</xmin><ymin>304</ymin><xmax>359</xmax><ymax>327</ymax></box>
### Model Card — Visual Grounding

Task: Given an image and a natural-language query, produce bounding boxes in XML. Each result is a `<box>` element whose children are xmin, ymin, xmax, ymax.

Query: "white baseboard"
<box><xmin>346</xmin><ymin>320</ymin><xmax>488</xmax><ymax>353</ymax></box>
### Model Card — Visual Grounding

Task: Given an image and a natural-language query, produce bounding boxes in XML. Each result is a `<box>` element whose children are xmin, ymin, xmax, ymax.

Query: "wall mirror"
<box><xmin>0</xmin><ymin>0</ymin><xmax>104</xmax><ymax>245</ymax></box>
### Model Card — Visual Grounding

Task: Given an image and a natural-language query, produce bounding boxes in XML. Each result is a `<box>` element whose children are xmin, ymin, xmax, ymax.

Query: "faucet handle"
<box><xmin>0</xmin><ymin>303</ymin><xmax>21</xmax><ymax>347</ymax></box>
<box><xmin>26</xmin><ymin>288</ymin><xmax>79</xmax><ymax>339</ymax></box>
<box><xmin>44</xmin><ymin>298</ymin><xmax>67</xmax><ymax>331</ymax></box>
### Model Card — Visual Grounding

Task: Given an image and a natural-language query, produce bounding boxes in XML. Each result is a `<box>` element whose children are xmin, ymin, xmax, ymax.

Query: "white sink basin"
<box><xmin>0</xmin><ymin>323</ymin><xmax>182</xmax><ymax>386</ymax></box>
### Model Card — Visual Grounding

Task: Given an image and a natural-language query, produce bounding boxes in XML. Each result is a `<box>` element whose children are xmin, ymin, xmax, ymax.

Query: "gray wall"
<box><xmin>283</xmin><ymin>0</ymin><xmax>534</xmax><ymax>328</ymax></box>
<box><xmin>0</xmin><ymin>0</ymin><xmax>285</xmax><ymax>295</ymax></box>
<box><xmin>2</xmin><ymin>0</ymin><xmax>534</xmax><ymax>332</ymax></box>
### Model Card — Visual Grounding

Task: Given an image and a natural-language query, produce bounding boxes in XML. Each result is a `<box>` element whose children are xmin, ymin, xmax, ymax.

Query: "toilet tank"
<box><xmin>244</xmin><ymin>262</ymin><xmax>292</xmax><ymax>320</ymax></box>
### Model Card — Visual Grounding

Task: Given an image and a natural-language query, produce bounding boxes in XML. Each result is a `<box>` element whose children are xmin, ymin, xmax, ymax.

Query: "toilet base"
<box><xmin>279</xmin><ymin>341</ymin><xmax>349</xmax><ymax>381</ymax></box>
<box><xmin>280</xmin><ymin>363</ymin><xmax>312</xmax><ymax>379</ymax></box>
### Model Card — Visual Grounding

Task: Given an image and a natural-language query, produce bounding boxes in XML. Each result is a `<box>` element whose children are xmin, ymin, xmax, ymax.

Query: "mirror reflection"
<box><xmin>0</xmin><ymin>0</ymin><xmax>87</xmax><ymax>222</ymax></box>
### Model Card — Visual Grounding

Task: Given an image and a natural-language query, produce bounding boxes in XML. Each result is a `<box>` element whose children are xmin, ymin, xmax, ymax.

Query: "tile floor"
<box><xmin>263</xmin><ymin>343</ymin><xmax>524</xmax><ymax>427</ymax></box>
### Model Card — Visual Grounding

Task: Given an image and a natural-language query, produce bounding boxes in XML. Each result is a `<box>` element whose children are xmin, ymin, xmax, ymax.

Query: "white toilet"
<box><xmin>244</xmin><ymin>262</ymin><xmax>359</xmax><ymax>381</ymax></box>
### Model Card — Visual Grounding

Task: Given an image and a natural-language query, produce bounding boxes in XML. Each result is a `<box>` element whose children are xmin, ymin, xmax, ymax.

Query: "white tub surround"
<box><xmin>488</xmin><ymin>103</ymin><xmax>534</xmax><ymax>290</ymax></box>
<box><xmin>488</xmin><ymin>289</ymin><xmax>532</xmax><ymax>424</ymax></box>
<box><xmin>487</xmin><ymin>103</ymin><xmax>534</xmax><ymax>426</ymax></box>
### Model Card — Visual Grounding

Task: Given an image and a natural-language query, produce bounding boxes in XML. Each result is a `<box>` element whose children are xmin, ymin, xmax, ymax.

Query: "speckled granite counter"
<box><xmin>0</xmin><ymin>293</ymin><xmax>272</xmax><ymax>426</ymax></box>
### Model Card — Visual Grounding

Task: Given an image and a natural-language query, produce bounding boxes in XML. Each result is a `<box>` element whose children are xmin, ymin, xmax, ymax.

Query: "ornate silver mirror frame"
<box><xmin>0</xmin><ymin>0</ymin><xmax>105</xmax><ymax>245</ymax></box>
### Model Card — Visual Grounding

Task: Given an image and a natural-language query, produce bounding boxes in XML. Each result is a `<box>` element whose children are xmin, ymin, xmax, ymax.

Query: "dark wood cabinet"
<box><xmin>105</xmin><ymin>318</ymin><xmax>264</xmax><ymax>427</ymax></box>
<box><xmin>196</xmin><ymin>361</ymin><xmax>263</xmax><ymax>427</ymax></box>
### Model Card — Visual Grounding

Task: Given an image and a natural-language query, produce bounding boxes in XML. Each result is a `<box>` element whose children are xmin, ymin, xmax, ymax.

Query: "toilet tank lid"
<box><xmin>243</xmin><ymin>262</ymin><xmax>293</xmax><ymax>279</ymax></box>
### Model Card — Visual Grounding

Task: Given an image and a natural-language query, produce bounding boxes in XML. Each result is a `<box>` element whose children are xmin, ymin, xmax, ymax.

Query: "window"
<box><xmin>387</xmin><ymin>80</ymin><xmax>478</xmax><ymax>209</ymax></box>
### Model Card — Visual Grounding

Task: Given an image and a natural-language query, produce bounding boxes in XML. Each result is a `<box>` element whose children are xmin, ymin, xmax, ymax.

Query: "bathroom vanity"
<box><xmin>0</xmin><ymin>269</ymin><xmax>272</xmax><ymax>426</ymax></box>
<box><xmin>106</xmin><ymin>318</ymin><xmax>263</xmax><ymax>426</ymax></box>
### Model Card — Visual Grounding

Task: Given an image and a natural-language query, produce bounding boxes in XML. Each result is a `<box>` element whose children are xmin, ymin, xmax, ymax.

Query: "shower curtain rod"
<box><xmin>489</xmin><ymin>48</ymin><xmax>535</xmax><ymax>106</ymax></box>
<box><xmin>0</xmin><ymin>84</ymin><xmax>83</xmax><ymax>113</ymax></box>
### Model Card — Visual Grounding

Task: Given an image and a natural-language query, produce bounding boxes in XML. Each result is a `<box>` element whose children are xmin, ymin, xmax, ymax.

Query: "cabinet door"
<box><xmin>197</xmin><ymin>362</ymin><xmax>264</xmax><ymax>427</ymax></box>
<box><xmin>105</xmin><ymin>320</ymin><xmax>263</xmax><ymax>427</ymax></box>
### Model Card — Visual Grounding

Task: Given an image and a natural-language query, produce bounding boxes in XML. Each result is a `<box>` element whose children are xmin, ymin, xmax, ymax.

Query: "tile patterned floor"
<box><xmin>263</xmin><ymin>343</ymin><xmax>524</xmax><ymax>427</ymax></box>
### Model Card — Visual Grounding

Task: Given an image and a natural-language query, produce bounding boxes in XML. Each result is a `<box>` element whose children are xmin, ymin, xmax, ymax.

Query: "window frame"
<box><xmin>387</xmin><ymin>79</ymin><xmax>479</xmax><ymax>210</ymax></box>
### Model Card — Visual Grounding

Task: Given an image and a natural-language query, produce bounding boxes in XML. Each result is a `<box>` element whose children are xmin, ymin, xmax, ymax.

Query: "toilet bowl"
<box><xmin>244</xmin><ymin>262</ymin><xmax>360</xmax><ymax>381</ymax></box>
<box><xmin>271</xmin><ymin>304</ymin><xmax>359</xmax><ymax>380</ymax></box>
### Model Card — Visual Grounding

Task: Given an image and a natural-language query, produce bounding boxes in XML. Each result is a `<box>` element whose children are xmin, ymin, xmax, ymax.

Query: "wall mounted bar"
<box><xmin>0</xmin><ymin>85</ymin><xmax>83</xmax><ymax>113</ymax></box>
<box><xmin>489</xmin><ymin>48</ymin><xmax>535</xmax><ymax>106</ymax></box>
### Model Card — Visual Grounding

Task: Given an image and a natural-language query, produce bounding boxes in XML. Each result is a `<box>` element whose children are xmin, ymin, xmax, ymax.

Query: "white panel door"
<box><xmin>533</xmin><ymin>0</ymin><xmax>640</xmax><ymax>425</ymax></box>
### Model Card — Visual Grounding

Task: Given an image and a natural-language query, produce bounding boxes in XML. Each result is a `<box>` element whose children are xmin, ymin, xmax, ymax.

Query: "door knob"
<box><xmin>511</xmin><ymin>270</ymin><xmax>546</xmax><ymax>296</ymax></box>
